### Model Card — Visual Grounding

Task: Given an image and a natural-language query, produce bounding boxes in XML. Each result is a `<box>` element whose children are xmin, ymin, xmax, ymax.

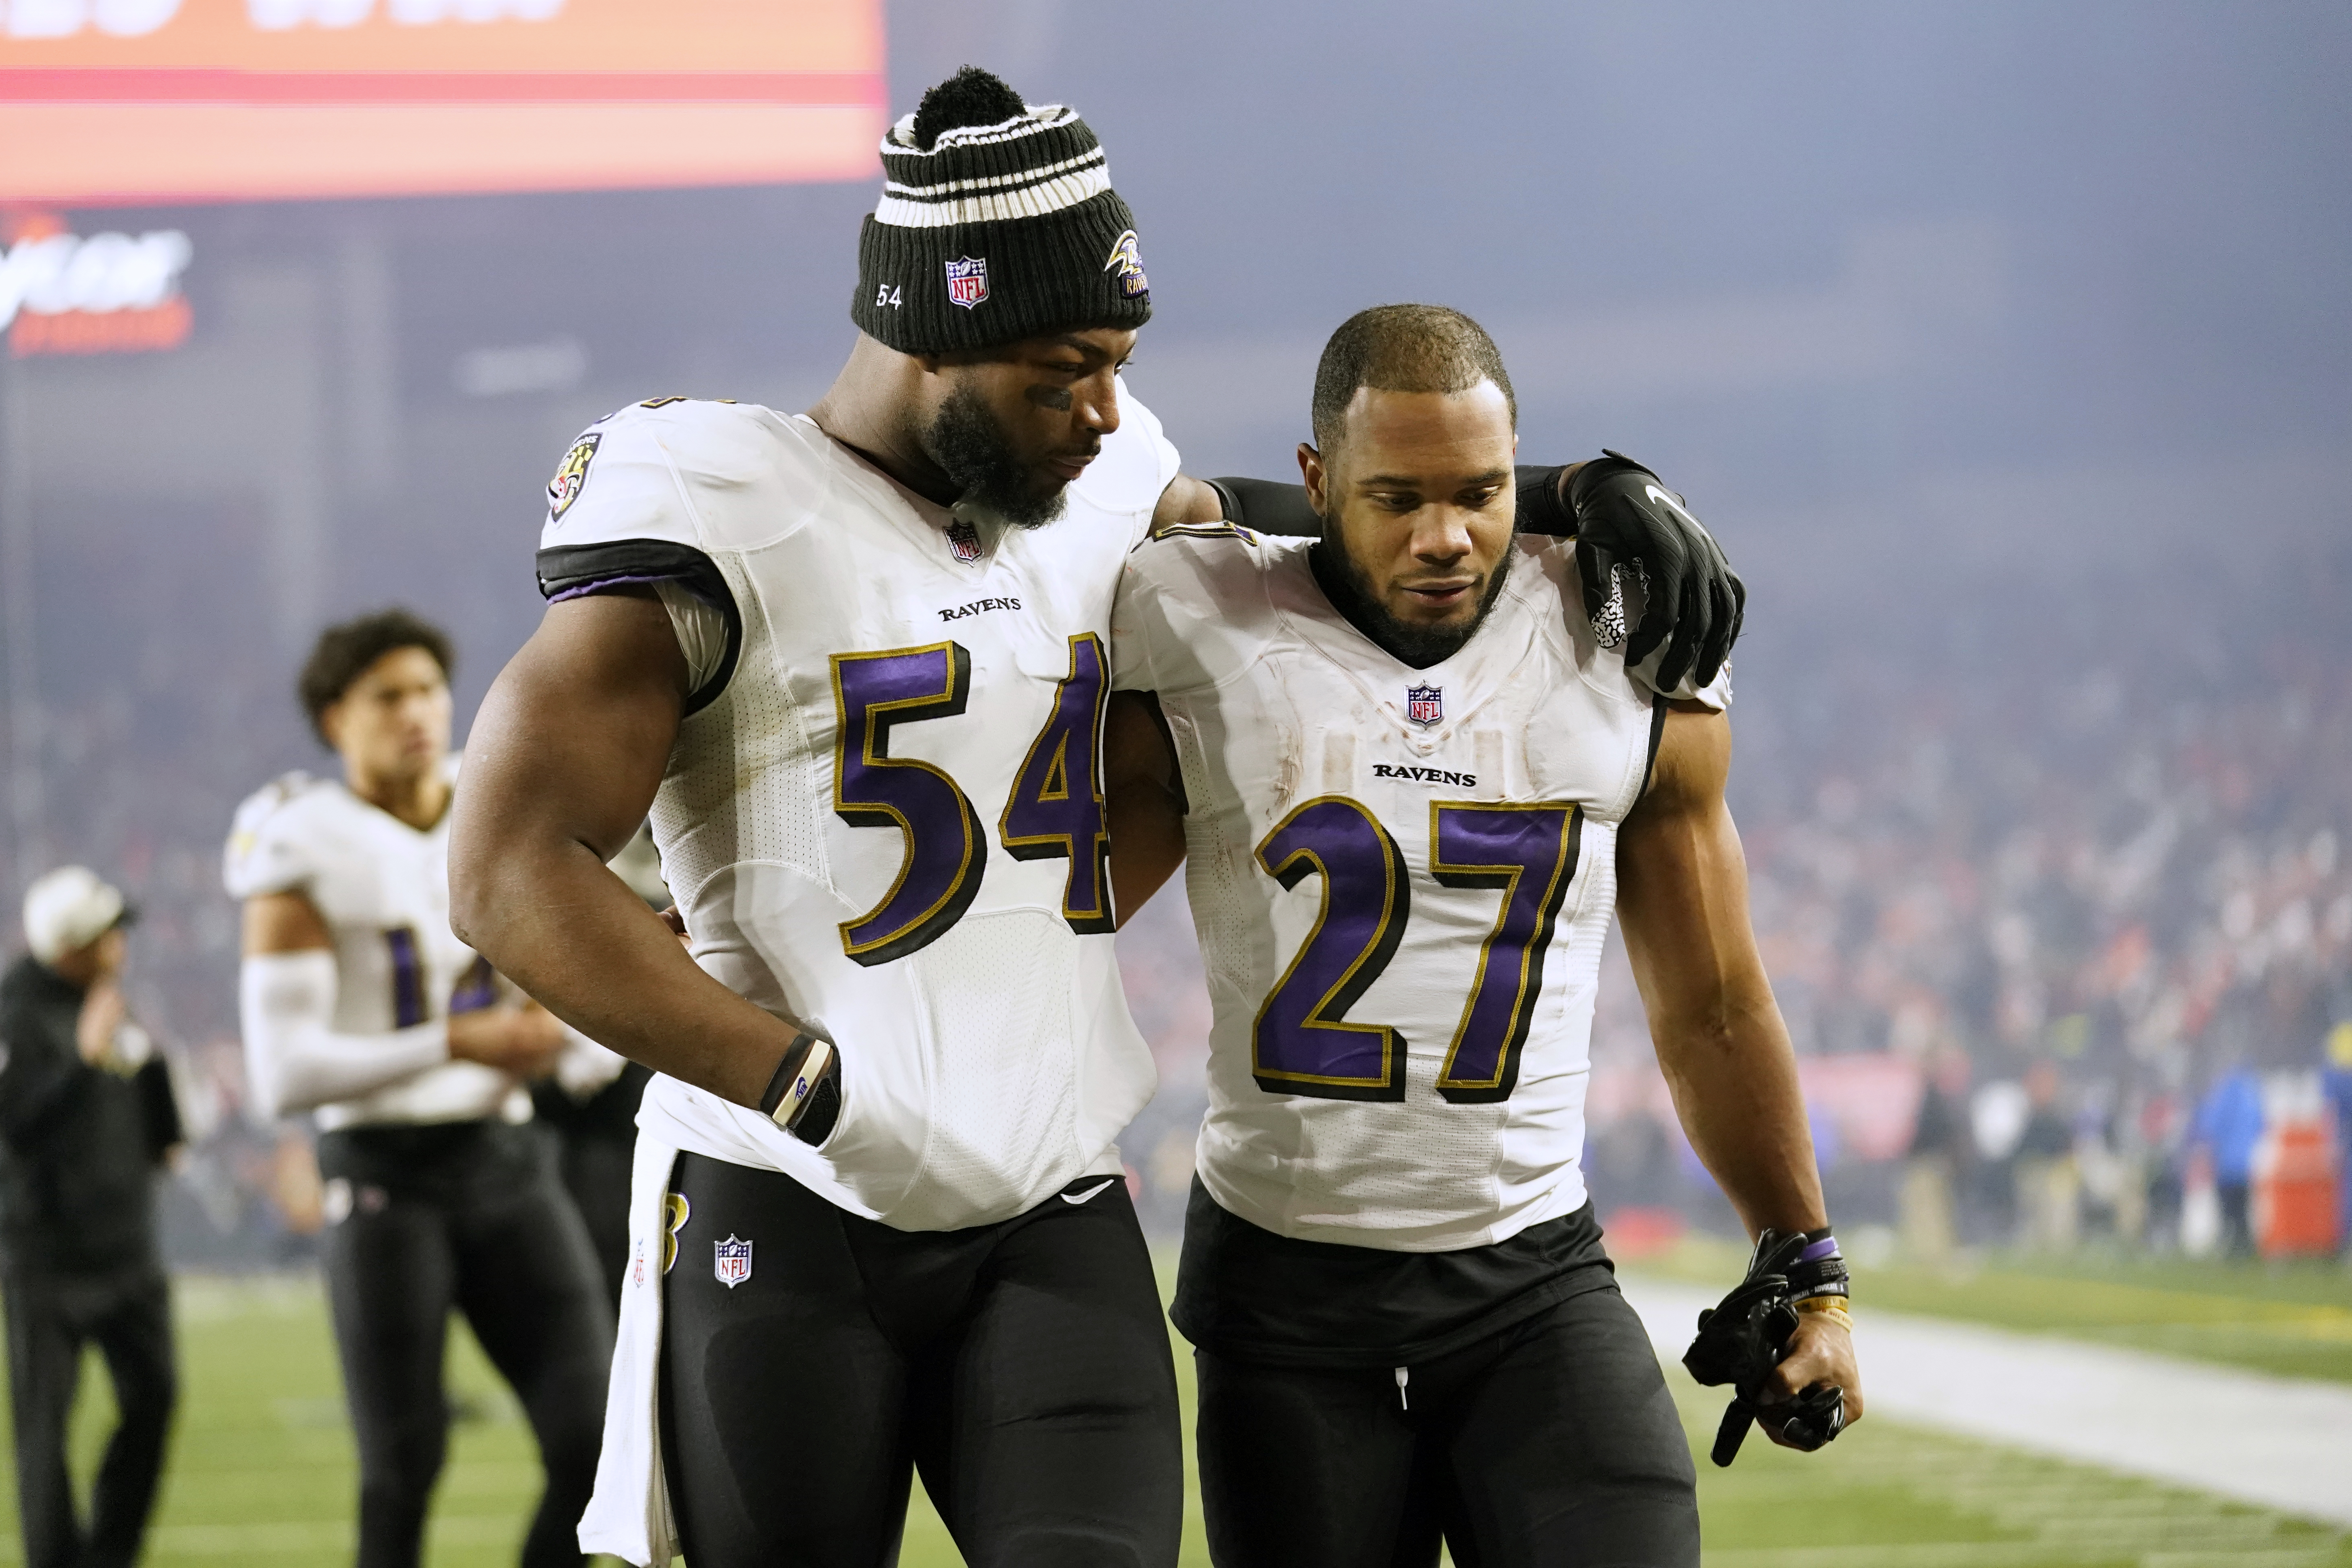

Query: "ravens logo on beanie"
<box><xmin>852</xmin><ymin>66</ymin><xmax>1152</xmax><ymax>354</ymax></box>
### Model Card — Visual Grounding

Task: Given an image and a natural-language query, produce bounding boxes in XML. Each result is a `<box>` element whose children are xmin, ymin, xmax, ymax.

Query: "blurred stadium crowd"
<box><xmin>10</xmin><ymin>523</ymin><xmax>2349</xmax><ymax>1271</ymax></box>
<box><xmin>1577</xmin><ymin>546</ymin><xmax>2352</xmax><ymax>1263</ymax></box>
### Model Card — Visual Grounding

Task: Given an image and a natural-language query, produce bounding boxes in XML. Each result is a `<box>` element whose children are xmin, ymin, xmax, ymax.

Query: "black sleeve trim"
<box><xmin>1642</xmin><ymin>693</ymin><xmax>1670</xmax><ymax>795</ymax></box>
<box><xmin>534</xmin><ymin>540</ymin><xmax>743</xmax><ymax>717</ymax></box>
<box><xmin>1516</xmin><ymin>465</ymin><xmax>1576</xmax><ymax>536</ymax></box>
<box><xmin>1208</xmin><ymin>476</ymin><xmax>1323</xmax><ymax>538</ymax></box>
<box><xmin>1205</xmin><ymin>477</ymin><xmax>1242</xmax><ymax>524</ymax></box>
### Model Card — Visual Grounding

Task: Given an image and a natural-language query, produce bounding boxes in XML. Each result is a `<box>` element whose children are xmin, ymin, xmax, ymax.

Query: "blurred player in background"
<box><xmin>225</xmin><ymin>609</ymin><xmax>618</xmax><ymax>1568</ymax></box>
<box><xmin>1104</xmin><ymin>306</ymin><xmax>1859</xmax><ymax>1567</ymax></box>
<box><xmin>0</xmin><ymin>867</ymin><xmax>183</xmax><ymax>1568</ymax></box>
<box><xmin>449</xmin><ymin>69</ymin><xmax>1740</xmax><ymax>1567</ymax></box>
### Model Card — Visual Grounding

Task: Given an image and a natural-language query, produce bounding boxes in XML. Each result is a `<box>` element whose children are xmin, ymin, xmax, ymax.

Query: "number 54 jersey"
<box><xmin>539</xmin><ymin>392</ymin><xmax>1178</xmax><ymax>1233</ymax></box>
<box><xmin>1113</xmin><ymin>527</ymin><xmax>1718</xmax><ymax>1252</ymax></box>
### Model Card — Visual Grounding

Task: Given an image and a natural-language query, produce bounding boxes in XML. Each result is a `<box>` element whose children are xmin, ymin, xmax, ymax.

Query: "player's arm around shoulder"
<box><xmin>1104</xmin><ymin>691</ymin><xmax>1186</xmax><ymax>927</ymax></box>
<box><xmin>1104</xmin><ymin>522</ymin><xmax>1192</xmax><ymax>928</ymax></box>
<box><xmin>1615</xmin><ymin>703</ymin><xmax>1863</xmax><ymax>1439</ymax></box>
<box><xmin>1150</xmin><ymin>470</ymin><xmax>1229</xmax><ymax>534</ymax></box>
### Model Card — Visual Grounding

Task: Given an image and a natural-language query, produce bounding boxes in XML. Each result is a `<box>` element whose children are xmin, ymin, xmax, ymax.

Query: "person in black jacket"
<box><xmin>0</xmin><ymin>865</ymin><xmax>183</xmax><ymax>1568</ymax></box>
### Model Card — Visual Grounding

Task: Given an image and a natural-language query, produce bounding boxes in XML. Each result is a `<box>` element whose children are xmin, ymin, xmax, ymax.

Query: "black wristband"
<box><xmin>1515</xmin><ymin>465</ymin><xmax>1576</xmax><ymax>536</ymax></box>
<box><xmin>1784</xmin><ymin>1227</ymin><xmax>1851</xmax><ymax>1299</ymax></box>
<box><xmin>757</xmin><ymin>1033</ymin><xmax>821</xmax><ymax>1117</ymax></box>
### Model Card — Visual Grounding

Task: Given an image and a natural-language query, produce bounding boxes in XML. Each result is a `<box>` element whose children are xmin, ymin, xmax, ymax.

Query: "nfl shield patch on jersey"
<box><xmin>945</xmin><ymin>256</ymin><xmax>990</xmax><ymax>309</ymax></box>
<box><xmin>713</xmin><ymin>1234</ymin><xmax>752</xmax><ymax>1288</ymax></box>
<box><xmin>546</xmin><ymin>432</ymin><xmax>600</xmax><ymax>521</ymax></box>
<box><xmin>1406</xmin><ymin>683</ymin><xmax>1444</xmax><ymax>728</ymax></box>
<box><xmin>947</xmin><ymin>519</ymin><xmax>984</xmax><ymax>564</ymax></box>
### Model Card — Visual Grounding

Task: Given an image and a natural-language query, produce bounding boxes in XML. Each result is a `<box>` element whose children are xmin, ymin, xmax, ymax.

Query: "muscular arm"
<box><xmin>1617</xmin><ymin>704</ymin><xmax>1860</xmax><ymax>1428</ymax></box>
<box><xmin>1150</xmin><ymin>473</ymin><xmax>1229</xmax><ymax>532</ymax></box>
<box><xmin>1617</xmin><ymin>707</ymin><xmax>1819</xmax><ymax>1232</ymax></box>
<box><xmin>446</xmin><ymin>591</ymin><xmax>804</xmax><ymax>1109</ymax></box>
<box><xmin>1104</xmin><ymin>690</ymin><xmax>1187</xmax><ymax>926</ymax></box>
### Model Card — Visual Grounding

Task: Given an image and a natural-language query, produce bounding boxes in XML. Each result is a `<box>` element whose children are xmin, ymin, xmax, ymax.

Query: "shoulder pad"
<box><xmin>541</xmin><ymin>400</ymin><xmax>772</xmax><ymax>550</ymax></box>
<box><xmin>543</xmin><ymin>399</ymin><xmax>829</xmax><ymax>559</ymax></box>
<box><xmin>223</xmin><ymin>772</ymin><xmax>327</xmax><ymax>899</ymax></box>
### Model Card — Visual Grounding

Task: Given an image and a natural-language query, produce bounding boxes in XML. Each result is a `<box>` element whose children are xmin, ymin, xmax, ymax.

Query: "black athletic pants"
<box><xmin>2</xmin><ymin>1267</ymin><xmax>176</xmax><ymax>1568</ymax></box>
<box><xmin>317</xmin><ymin>1120</ymin><xmax>613</xmax><ymax>1568</ymax></box>
<box><xmin>548</xmin><ymin>1123</ymin><xmax>636</xmax><ymax>1307</ymax></box>
<box><xmin>1195</xmin><ymin>1284</ymin><xmax>1699</xmax><ymax>1568</ymax></box>
<box><xmin>661</xmin><ymin>1154</ymin><xmax>1183</xmax><ymax>1568</ymax></box>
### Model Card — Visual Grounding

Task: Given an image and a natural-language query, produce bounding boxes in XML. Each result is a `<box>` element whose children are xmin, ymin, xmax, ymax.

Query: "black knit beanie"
<box><xmin>851</xmin><ymin>66</ymin><xmax>1152</xmax><ymax>354</ymax></box>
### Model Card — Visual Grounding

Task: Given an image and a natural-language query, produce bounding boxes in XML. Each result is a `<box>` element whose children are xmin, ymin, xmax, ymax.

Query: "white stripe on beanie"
<box><xmin>875</xmin><ymin>162</ymin><xmax>1112</xmax><ymax>229</ymax></box>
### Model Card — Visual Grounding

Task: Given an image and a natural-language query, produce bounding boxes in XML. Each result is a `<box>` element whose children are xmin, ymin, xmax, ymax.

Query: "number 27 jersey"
<box><xmin>1113</xmin><ymin>528</ymin><xmax>1676</xmax><ymax>1252</ymax></box>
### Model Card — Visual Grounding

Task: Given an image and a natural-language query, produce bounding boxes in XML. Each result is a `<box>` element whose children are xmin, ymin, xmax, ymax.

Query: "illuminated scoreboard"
<box><xmin>0</xmin><ymin>0</ymin><xmax>886</xmax><ymax>205</ymax></box>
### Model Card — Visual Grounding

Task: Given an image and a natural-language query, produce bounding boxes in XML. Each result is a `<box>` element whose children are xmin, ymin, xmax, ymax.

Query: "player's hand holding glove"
<box><xmin>1682</xmin><ymin>1228</ymin><xmax>1860</xmax><ymax>1466</ymax></box>
<box><xmin>1519</xmin><ymin>453</ymin><xmax>1744</xmax><ymax>695</ymax></box>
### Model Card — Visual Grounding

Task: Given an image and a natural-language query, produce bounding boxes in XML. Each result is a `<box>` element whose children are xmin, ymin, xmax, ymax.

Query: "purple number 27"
<box><xmin>1252</xmin><ymin>798</ymin><xmax>1581</xmax><ymax>1103</ymax></box>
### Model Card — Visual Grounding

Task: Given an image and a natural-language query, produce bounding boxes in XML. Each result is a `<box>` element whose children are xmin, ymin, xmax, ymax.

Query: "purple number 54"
<box><xmin>829</xmin><ymin>637</ymin><xmax>1113</xmax><ymax>966</ymax></box>
<box><xmin>830</xmin><ymin>642</ymin><xmax>989</xmax><ymax>966</ymax></box>
<box><xmin>1252</xmin><ymin>797</ymin><xmax>1582</xmax><ymax>1103</ymax></box>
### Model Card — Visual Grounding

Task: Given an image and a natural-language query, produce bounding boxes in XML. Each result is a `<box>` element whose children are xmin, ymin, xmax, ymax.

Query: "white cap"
<box><xmin>21</xmin><ymin>866</ymin><xmax>130</xmax><ymax>966</ymax></box>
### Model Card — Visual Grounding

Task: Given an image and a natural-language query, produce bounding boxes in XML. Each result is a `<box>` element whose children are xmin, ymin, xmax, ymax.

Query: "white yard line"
<box><xmin>1619</xmin><ymin>1276</ymin><xmax>2352</xmax><ymax>1529</ymax></box>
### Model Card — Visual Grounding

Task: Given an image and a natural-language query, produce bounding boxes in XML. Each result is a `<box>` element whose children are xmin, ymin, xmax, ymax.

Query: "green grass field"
<box><xmin>1635</xmin><ymin>1237</ymin><xmax>2352</xmax><ymax>1386</ymax></box>
<box><xmin>1</xmin><ymin>1268</ymin><xmax>2345</xmax><ymax>1566</ymax></box>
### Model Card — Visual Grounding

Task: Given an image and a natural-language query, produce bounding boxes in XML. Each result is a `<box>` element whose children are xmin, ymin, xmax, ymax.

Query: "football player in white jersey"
<box><xmin>447</xmin><ymin>70</ymin><xmax>1742</xmax><ymax>1568</ymax></box>
<box><xmin>1101</xmin><ymin>305</ymin><xmax>1862</xmax><ymax>1567</ymax></box>
<box><xmin>226</xmin><ymin>610</ymin><xmax>619</xmax><ymax>1568</ymax></box>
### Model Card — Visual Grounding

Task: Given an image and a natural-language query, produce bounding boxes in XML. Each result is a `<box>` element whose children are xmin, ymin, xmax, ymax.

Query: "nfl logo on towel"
<box><xmin>714</xmin><ymin>1235</ymin><xmax>753</xmax><ymax>1288</ymax></box>
<box><xmin>945</xmin><ymin>256</ymin><xmax>990</xmax><ymax>309</ymax></box>
<box><xmin>1406</xmin><ymin>684</ymin><xmax>1443</xmax><ymax>728</ymax></box>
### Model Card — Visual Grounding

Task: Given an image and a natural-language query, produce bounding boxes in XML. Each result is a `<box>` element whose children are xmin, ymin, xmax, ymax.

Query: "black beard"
<box><xmin>1310</xmin><ymin>530</ymin><xmax>1513</xmax><ymax>670</ymax></box>
<box><xmin>920</xmin><ymin>383</ymin><xmax>1065</xmax><ymax>530</ymax></box>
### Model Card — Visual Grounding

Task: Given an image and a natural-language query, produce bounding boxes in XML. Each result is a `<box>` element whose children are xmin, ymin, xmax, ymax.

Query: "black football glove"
<box><xmin>1682</xmin><ymin>1229</ymin><xmax>1848</xmax><ymax>1466</ymax></box>
<box><xmin>1563</xmin><ymin>453</ymin><xmax>1743</xmax><ymax>694</ymax></box>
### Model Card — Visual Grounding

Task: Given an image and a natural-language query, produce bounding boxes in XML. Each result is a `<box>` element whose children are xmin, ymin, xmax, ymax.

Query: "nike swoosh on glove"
<box><xmin>1567</xmin><ymin>452</ymin><xmax>1744</xmax><ymax>693</ymax></box>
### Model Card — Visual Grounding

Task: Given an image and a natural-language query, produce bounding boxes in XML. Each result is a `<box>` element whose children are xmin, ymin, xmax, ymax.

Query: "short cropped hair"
<box><xmin>298</xmin><ymin>608</ymin><xmax>453</xmax><ymax>744</ymax></box>
<box><xmin>1310</xmin><ymin>303</ymin><xmax>1517</xmax><ymax>454</ymax></box>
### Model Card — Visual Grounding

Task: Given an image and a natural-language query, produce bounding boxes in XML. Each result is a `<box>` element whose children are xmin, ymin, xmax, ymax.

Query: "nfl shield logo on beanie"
<box><xmin>945</xmin><ymin>256</ymin><xmax>990</xmax><ymax>309</ymax></box>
